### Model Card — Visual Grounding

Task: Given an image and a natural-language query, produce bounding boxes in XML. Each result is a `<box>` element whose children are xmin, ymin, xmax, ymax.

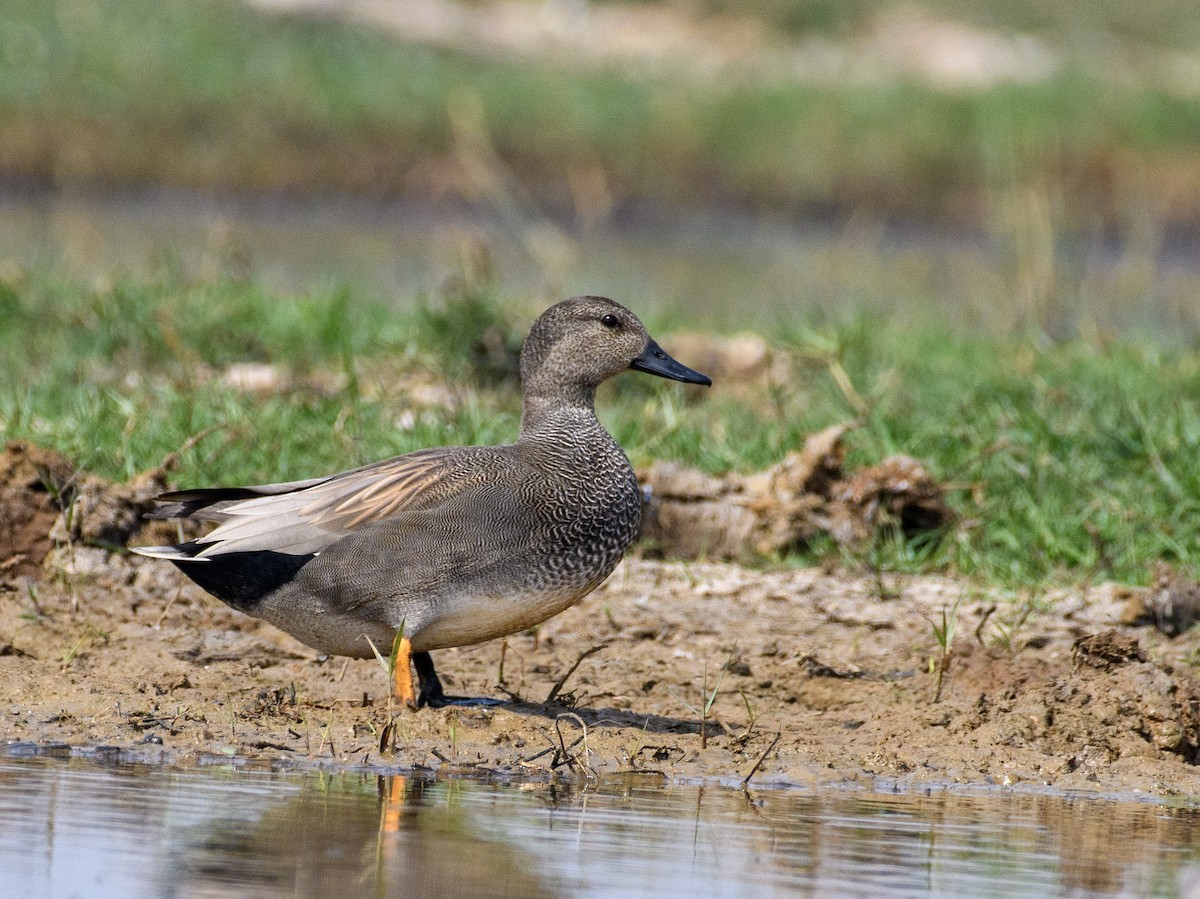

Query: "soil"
<box><xmin>3</xmin><ymin>442</ymin><xmax>1200</xmax><ymax>799</ymax></box>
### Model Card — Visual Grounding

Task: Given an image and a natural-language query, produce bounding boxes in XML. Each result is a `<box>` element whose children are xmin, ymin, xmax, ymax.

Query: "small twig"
<box><xmin>152</xmin><ymin>426</ymin><xmax>221</xmax><ymax>477</ymax></box>
<box><xmin>153</xmin><ymin>586</ymin><xmax>183</xmax><ymax>629</ymax></box>
<box><xmin>545</xmin><ymin>644</ymin><xmax>606</xmax><ymax>705</ymax></box>
<box><xmin>0</xmin><ymin>554</ymin><xmax>26</xmax><ymax>573</ymax></box>
<box><xmin>535</xmin><ymin>723</ymin><xmax>584</xmax><ymax>769</ymax></box>
<box><xmin>706</xmin><ymin>708</ymin><xmax>739</xmax><ymax>738</ymax></box>
<box><xmin>741</xmin><ymin>731</ymin><xmax>782</xmax><ymax>788</ymax></box>
<box><xmin>974</xmin><ymin>604</ymin><xmax>997</xmax><ymax>647</ymax></box>
<box><xmin>495</xmin><ymin>685</ymin><xmax>526</xmax><ymax>703</ymax></box>
<box><xmin>519</xmin><ymin>726</ymin><xmax>566</xmax><ymax>765</ymax></box>
<box><xmin>553</xmin><ymin>716</ymin><xmax>573</xmax><ymax>765</ymax></box>
<box><xmin>519</xmin><ymin>744</ymin><xmax>556</xmax><ymax>764</ymax></box>
<box><xmin>554</xmin><ymin>712</ymin><xmax>595</xmax><ymax>780</ymax></box>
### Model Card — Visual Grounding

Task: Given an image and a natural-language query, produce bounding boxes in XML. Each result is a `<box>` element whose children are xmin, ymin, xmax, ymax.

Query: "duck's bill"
<box><xmin>630</xmin><ymin>340</ymin><xmax>713</xmax><ymax>386</ymax></box>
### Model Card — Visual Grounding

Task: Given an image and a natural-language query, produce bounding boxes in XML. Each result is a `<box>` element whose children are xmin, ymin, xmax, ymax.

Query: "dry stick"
<box><xmin>153</xmin><ymin>586</ymin><xmax>184</xmax><ymax>629</ymax></box>
<box><xmin>152</xmin><ymin>426</ymin><xmax>222</xmax><ymax>478</ymax></box>
<box><xmin>519</xmin><ymin>744</ymin><xmax>556</xmax><ymax>765</ymax></box>
<box><xmin>530</xmin><ymin>724</ymin><xmax>585</xmax><ymax>768</ymax></box>
<box><xmin>544</xmin><ymin>644</ymin><xmax>606</xmax><ymax>705</ymax></box>
<box><xmin>0</xmin><ymin>554</ymin><xmax>26</xmax><ymax>574</ymax></box>
<box><xmin>974</xmin><ymin>604</ymin><xmax>997</xmax><ymax>647</ymax></box>
<box><xmin>555</xmin><ymin>712</ymin><xmax>594</xmax><ymax>779</ymax></box>
<box><xmin>741</xmin><ymin>731</ymin><xmax>782</xmax><ymax>788</ymax></box>
<box><xmin>706</xmin><ymin>709</ymin><xmax>740</xmax><ymax>738</ymax></box>
<box><xmin>552</xmin><ymin>718</ymin><xmax>573</xmax><ymax>767</ymax></box>
<box><xmin>521</xmin><ymin>726</ymin><xmax>566</xmax><ymax>765</ymax></box>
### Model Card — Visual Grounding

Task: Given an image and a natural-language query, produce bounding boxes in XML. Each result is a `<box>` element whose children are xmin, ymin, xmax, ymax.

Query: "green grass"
<box><xmin>2</xmin><ymin>0</ymin><xmax>1199</xmax><ymax>228</ymax></box>
<box><xmin>4</xmin><ymin>269</ymin><xmax>1200</xmax><ymax>588</ymax></box>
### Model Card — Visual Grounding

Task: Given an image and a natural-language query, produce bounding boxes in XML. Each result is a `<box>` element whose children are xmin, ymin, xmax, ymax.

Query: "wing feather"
<box><xmin>152</xmin><ymin>447</ymin><xmax>519</xmax><ymax>559</ymax></box>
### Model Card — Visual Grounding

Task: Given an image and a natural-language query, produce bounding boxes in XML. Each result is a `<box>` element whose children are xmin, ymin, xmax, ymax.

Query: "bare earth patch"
<box><xmin>2</xmin><ymin>442</ymin><xmax>1199</xmax><ymax>798</ymax></box>
<box><xmin>2</xmin><ymin>548</ymin><xmax>1199</xmax><ymax>797</ymax></box>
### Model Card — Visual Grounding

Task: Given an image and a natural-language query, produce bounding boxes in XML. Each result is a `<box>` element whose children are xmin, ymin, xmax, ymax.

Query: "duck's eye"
<box><xmin>600</xmin><ymin>314</ymin><xmax>621</xmax><ymax>330</ymax></box>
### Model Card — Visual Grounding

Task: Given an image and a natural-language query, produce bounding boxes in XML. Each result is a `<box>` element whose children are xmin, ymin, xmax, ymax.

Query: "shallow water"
<box><xmin>4</xmin><ymin>184</ymin><xmax>1200</xmax><ymax>338</ymax></box>
<box><xmin>2</xmin><ymin>755</ymin><xmax>1199</xmax><ymax>898</ymax></box>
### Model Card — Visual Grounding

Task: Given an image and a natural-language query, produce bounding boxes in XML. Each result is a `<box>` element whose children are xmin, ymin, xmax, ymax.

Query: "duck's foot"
<box><xmin>412</xmin><ymin>651</ymin><xmax>503</xmax><ymax>709</ymax></box>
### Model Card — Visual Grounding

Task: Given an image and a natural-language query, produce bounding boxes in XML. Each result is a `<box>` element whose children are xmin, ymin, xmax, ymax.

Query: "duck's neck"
<box><xmin>519</xmin><ymin>386</ymin><xmax>601</xmax><ymax>442</ymax></box>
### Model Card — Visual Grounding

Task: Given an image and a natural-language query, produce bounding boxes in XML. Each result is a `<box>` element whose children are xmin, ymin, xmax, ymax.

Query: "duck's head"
<box><xmin>520</xmin><ymin>296</ymin><xmax>712</xmax><ymax>399</ymax></box>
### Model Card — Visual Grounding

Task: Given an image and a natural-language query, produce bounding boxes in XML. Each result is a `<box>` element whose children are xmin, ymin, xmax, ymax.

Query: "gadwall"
<box><xmin>132</xmin><ymin>296</ymin><xmax>711</xmax><ymax>707</ymax></box>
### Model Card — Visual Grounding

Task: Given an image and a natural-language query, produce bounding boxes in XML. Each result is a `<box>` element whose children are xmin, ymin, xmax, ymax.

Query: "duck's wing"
<box><xmin>134</xmin><ymin>447</ymin><xmax>510</xmax><ymax>559</ymax></box>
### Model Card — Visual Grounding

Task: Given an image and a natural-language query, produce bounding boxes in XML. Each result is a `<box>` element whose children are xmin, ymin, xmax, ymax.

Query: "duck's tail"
<box><xmin>128</xmin><ymin>544</ymin><xmax>208</xmax><ymax>562</ymax></box>
<box><xmin>129</xmin><ymin>541</ymin><xmax>314</xmax><ymax>612</ymax></box>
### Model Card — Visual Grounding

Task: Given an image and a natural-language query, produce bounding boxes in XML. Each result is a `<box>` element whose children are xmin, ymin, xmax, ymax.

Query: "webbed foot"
<box><xmin>413</xmin><ymin>651</ymin><xmax>503</xmax><ymax>708</ymax></box>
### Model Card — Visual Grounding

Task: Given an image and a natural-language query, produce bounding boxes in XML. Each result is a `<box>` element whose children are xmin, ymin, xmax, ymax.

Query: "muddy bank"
<box><xmin>2</xmin><ymin>444</ymin><xmax>1200</xmax><ymax>797</ymax></box>
<box><xmin>639</xmin><ymin>421</ymin><xmax>952</xmax><ymax>561</ymax></box>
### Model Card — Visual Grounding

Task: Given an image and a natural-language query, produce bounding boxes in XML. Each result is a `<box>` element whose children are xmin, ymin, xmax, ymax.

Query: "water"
<box><xmin>2</xmin><ymin>755</ymin><xmax>1199</xmax><ymax>898</ymax></box>
<box><xmin>4</xmin><ymin>183</ymin><xmax>1200</xmax><ymax>338</ymax></box>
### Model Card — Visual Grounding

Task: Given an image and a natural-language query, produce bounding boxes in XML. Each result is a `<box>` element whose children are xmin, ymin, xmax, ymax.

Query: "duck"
<box><xmin>131</xmin><ymin>296</ymin><xmax>711</xmax><ymax>708</ymax></box>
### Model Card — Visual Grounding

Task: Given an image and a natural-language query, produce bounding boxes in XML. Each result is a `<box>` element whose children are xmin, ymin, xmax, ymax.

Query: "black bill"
<box><xmin>630</xmin><ymin>339</ymin><xmax>713</xmax><ymax>386</ymax></box>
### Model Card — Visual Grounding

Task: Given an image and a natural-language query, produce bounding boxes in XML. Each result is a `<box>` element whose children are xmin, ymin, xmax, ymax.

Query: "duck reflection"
<box><xmin>169</xmin><ymin>773</ymin><xmax>559</xmax><ymax>898</ymax></box>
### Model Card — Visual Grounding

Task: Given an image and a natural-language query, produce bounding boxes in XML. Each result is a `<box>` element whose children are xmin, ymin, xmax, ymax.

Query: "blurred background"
<box><xmin>3</xmin><ymin>0</ymin><xmax>1199</xmax><ymax>337</ymax></box>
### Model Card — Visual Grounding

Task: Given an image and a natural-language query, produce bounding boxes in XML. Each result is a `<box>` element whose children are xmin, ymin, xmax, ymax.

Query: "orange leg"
<box><xmin>393</xmin><ymin>635</ymin><xmax>417</xmax><ymax>708</ymax></box>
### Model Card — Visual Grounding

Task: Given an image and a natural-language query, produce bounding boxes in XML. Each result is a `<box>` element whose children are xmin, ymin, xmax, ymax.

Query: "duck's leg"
<box><xmin>393</xmin><ymin>636</ymin><xmax>418</xmax><ymax>709</ymax></box>
<box><xmin>413</xmin><ymin>651</ymin><xmax>501</xmax><ymax>708</ymax></box>
<box><xmin>413</xmin><ymin>651</ymin><xmax>447</xmax><ymax>708</ymax></box>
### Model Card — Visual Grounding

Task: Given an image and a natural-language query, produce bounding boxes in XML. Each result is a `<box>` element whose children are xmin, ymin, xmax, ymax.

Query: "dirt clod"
<box><xmin>1119</xmin><ymin>563</ymin><xmax>1200</xmax><ymax>637</ymax></box>
<box><xmin>640</xmin><ymin>423</ymin><xmax>953</xmax><ymax>561</ymax></box>
<box><xmin>48</xmin><ymin>466</ymin><xmax>172</xmax><ymax>550</ymax></box>
<box><xmin>1073</xmin><ymin>631</ymin><xmax>1147</xmax><ymax>670</ymax></box>
<box><xmin>0</xmin><ymin>442</ymin><xmax>77</xmax><ymax>578</ymax></box>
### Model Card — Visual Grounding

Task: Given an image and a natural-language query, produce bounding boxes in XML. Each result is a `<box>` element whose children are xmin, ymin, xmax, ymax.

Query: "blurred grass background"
<box><xmin>2</xmin><ymin>0</ymin><xmax>1200</xmax><ymax>586</ymax></box>
<box><xmin>3</xmin><ymin>0</ymin><xmax>1199</xmax><ymax>227</ymax></box>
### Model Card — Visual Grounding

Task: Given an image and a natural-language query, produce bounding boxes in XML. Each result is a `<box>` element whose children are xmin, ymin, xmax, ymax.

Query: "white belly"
<box><xmin>409</xmin><ymin>584</ymin><xmax>591</xmax><ymax>652</ymax></box>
